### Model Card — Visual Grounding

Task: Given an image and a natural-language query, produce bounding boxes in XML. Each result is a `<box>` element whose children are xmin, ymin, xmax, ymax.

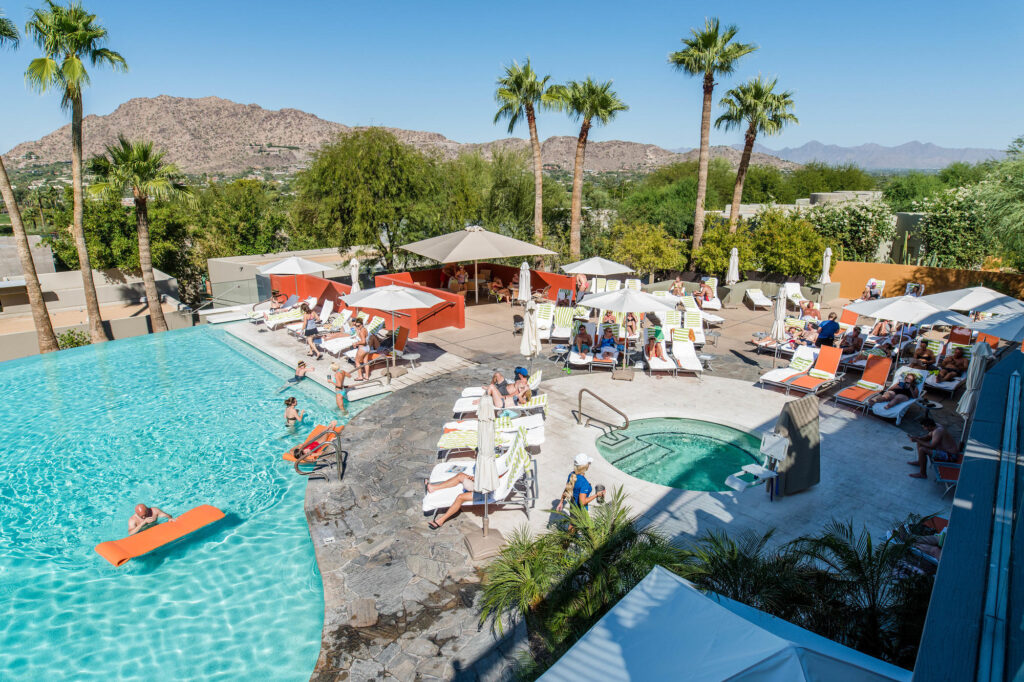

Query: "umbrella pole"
<box><xmin>474</xmin><ymin>260</ymin><xmax>479</xmax><ymax>305</ymax></box>
<box><xmin>483</xmin><ymin>501</ymin><xmax>489</xmax><ymax>538</ymax></box>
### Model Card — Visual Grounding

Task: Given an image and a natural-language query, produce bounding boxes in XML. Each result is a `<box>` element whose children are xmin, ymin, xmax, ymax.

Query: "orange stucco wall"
<box><xmin>830</xmin><ymin>261</ymin><xmax>1024</xmax><ymax>299</ymax></box>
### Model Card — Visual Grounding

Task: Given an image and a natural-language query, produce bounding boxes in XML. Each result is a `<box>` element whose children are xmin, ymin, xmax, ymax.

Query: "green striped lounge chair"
<box><xmin>535</xmin><ymin>302</ymin><xmax>556</xmax><ymax>341</ymax></box>
<box><xmin>683</xmin><ymin>311</ymin><xmax>705</xmax><ymax>346</ymax></box>
<box><xmin>758</xmin><ymin>345</ymin><xmax>817</xmax><ymax>390</ymax></box>
<box><xmin>550</xmin><ymin>307</ymin><xmax>575</xmax><ymax>343</ymax></box>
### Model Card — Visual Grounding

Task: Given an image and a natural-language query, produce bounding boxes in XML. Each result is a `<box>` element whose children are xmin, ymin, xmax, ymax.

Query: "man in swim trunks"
<box><xmin>128</xmin><ymin>504</ymin><xmax>173</xmax><ymax>535</ymax></box>
<box><xmin>936</xmin><ymin>346</ymin><xmax>968</xmax><ymax>383</ymax></box>
<box><xmin>908</xmin><ymin>416</ymin><xmax>960</xmax><ymax>479</ymax></box>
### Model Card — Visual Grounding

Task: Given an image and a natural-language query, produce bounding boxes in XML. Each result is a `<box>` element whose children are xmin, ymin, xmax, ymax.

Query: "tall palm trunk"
<box><xmin>569</xmin><ymin>119</ymin><xmax>591</xmax><ymax>259</ymax></box>
<box><xmin>36</xmin><ymin>193</ymin><xmax>48</xmax><ymax>231</ymax></box>
<box><xmin>728</xmin><ymin>122</ymin><xmax>758</xmax><ymax>232</ymax></box>
<box><xmin>526</xmin><ymin>103</ymin><xmax>544</xmax><ymax>266</ymax></box>
<box><xmin>0</xmin><ymin>157</ymin><xmax>59</xmax><ymax>353</ymax></box>
<box><xmin>71</xmin><ymin>94</ymin><xmax>107</xmax><ymax>343</ymax></box>
<box><xmin>133</xmin><ymin>193</ymin><xmax>168</xmax><ymax>332</ymax></box>
<box><xmin>691</xmin><ymin>72</ymin><xmax>715</xmax><ymax>262</ymax></box>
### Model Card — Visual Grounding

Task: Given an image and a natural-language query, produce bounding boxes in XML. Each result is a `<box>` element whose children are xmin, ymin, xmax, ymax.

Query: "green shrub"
<box><xmin>750</xmin><ymin>208</ymin><xmax>828</xmax><ymax>280</ymax></box>
<box><xmin>691</xmin><ymin>220</ymin><xmax>755</xmax><ymax>277</ymax></box>
<box><xmin>804</xmin><ymin>200</ymin><xmax>896</xmax><ymax>262</ymax></box>
<box><xmin>606</xmin><ymin>222</ymin><xmax>685</xmax><ymax>279</ymax></box>
<box><xmin>57</xmin><ymin>329</ymin><xmax>91</xmax><ymax>350</ymax></box>
<box><xmin>914</xmin><ymin>185</ymin><xmax>993</xmax><ymax>269</ymax></box>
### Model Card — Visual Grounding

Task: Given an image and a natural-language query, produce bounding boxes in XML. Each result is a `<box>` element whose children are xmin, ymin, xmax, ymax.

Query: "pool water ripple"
<box><xmin>0</xmin><ymin>326</ymin><xmax>378</xmax><ymax>680</ymax></box>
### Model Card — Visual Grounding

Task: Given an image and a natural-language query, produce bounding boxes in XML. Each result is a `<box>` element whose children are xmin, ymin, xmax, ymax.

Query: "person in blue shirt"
<box><xmin>556</xmin><ymin>453</ymin><xmax>605</xmax><ymax>512</ymax></box>
<box><xmin>816</xmin><ymin>312</ymin><xmax>840</xmax><ymax>347</ymax></box>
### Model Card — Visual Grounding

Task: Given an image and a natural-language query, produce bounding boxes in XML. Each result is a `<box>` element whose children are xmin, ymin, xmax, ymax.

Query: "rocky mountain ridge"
<box><xmin>2</xmin><ymin>95</ymin><xmax>800</xmax><ymax>176</ymax></box>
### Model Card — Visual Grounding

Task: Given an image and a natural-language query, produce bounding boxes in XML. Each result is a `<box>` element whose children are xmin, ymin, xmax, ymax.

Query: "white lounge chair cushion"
<box><xmin>568</xmin><ymin>351</ymin><xmax>593</xmax><ymax>366</ymax></box>
<box><xmin>759</xmin><ymin>367</ymin><xmax>805</xmax><ymax>384</ymax></box>
<box><xmin>855</xmin><ymin>379</ymin><xmax>884</xmax><ymax>391</ymax></box>
<box><xmin>924</xmin><ymin>375</ymin><xmax>963</xmax><ymax>391</ymax></box>
<box><xmin>808</xmin><ymin>368</ymin><xmax>834</xmax><ymax>380</ymax></box>
<box><xmin>443</xmin><ymin>414</ymin><xmax>545</xmax><ymax>432</ymax></box>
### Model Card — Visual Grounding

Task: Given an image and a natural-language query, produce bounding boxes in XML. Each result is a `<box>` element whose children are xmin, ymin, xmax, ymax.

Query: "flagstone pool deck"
<box><xmin>230</xmin><ymin>300</ymin><xmax>959</xmax><ymax>680</ymax></box>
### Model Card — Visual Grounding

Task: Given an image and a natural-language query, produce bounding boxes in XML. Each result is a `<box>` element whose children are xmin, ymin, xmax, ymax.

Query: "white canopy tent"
<box><xmin>540</xmin><ymin>566</ymin><xmax>911</xmax><ymax>682</ymax></box>
<box><xmin>400</xmin><ymin>226</ymin><xmax>555</xmax><ymax>303</ymax></box>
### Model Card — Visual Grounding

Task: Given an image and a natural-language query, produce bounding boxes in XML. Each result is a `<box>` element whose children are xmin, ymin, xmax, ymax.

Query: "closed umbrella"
<box><xmin>520</xmin><ymin>299</ymin><xmax>541</xmax><ymax>370</ymax></box>
<box><xmin>725</xmin><ymin>248</ymin><xmax>740</xmax><ymax>286</ymax></box>
<box><xmin>968</xmin><ymin>312</ymin><xmax>1024</xmax><ymax>343</ymax></box>
<box><xmin>349</xmin><ymin>258</ymin><xmax>361</xmax><ymax>293</ymax></box>
<box><xmin>769</xmin><ymin>294</ymin><xmax>787</xmax><ymax>367</ymax></box>
<box><xmin>517</xmin><ymin>261</ymin><xmax>531</xmax><ymax>304</ymax></box>
<box><xmin>579</xmin><ymin>289</ymin><xmax>676</xmax><ymax>370</ymax></box>
<box><xmin>818</xmin><ymin>247</ymin><xmax>832</xmax><ymax>284</ymax></box>
<box><xmin>341</xmin><ymin>285</ymin><xmax>443</xmax><ymax>375</ymax></box>
<box><xmin>474</xmin><ymin>393</ymin><xmax>498</xmax><ymax>538</ymax></box>
<box><xmin>956</xmin><ymin>341</ymin><xmax>993</xmax><ymax>418</ymax></box>
<box><xmin>401</xmin><ymin>226</ymin><xmax>555</xmax><ymax>303</ymax></box>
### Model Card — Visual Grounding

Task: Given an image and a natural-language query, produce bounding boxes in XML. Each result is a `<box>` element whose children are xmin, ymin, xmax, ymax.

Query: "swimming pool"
<box><xmin>0</xmin><ymin>325</ymin><xmax>378</xmax><ymax>680</ymax></box>
<box><xmin>595</xmin><ymin>418</ymin><xmax>761</xmax><ymax>492</ymax></box>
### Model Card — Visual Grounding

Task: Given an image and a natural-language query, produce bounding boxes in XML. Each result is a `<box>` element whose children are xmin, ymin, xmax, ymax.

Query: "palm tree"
<box><xmin>669</xmin><ymin>18</ymin><xmax>756</xmax><ymax>259</ymax></box>
<box><xmin>25</xmin><ymin>0</ymin><xmax>127</xmax><ymax>343</ymax></box>
<box><xmin>549</xmin><ymin>78</ymin><xmax>628</xmax><ymax>259</ymax></box>
<box><xmin>716</xmin><ymin>76</ymin><xmax>797</xmax><ymax>231</ymax></box>
<box><xmin>494</xmin><ymin>59</ymin><xmax>557</xmax><ymax>261</ymax></box>
<box><xmin>89</xmin><ymin>136</ymin><xmax>191</xmax><ymax>332</ymax></box>
<box><xmin>0</xmin><ymin>8</ymin><xmax>59</xmax><ymax>353</ymax></box>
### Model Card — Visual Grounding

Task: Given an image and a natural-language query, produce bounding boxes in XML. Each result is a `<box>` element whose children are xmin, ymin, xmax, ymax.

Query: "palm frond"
<box><xmin>669</xmin><ymin>17</ymin><xmax>757</xmax><ymax>78</ymax></box>
<box><xmin>0</xmin><ymin>10</ymin><xmax>19</xmax><ymax>48</ymax></box>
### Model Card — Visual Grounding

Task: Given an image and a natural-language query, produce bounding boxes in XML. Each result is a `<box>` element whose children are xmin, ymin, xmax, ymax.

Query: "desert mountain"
<box><xmin>2</xmin><ymin>95</ymin><xmax>799</xmax><ymax>176</ymax></box>
<box><xmin>738</xmin><ymin>140</ymin><xmax>1006</xmax><ymax>170</ymax></box>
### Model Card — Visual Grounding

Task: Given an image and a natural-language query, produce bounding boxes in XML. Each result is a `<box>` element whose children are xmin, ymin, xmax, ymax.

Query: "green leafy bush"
<box><xmin>691</xmin><ymin>220</ymin><xmax>755</xmax><ymax>277</ymax></box>
<box><xmin>607</xmin><ymin>222</ymin><xmax>685</xmax><ymax>279</ymax></box>
<box><xmin>750</xmin><ymin>208</ymin><xmax>828</xmax><ymax>280</ymax></box>
<box><xmin>56</xmin><ymin>329</ymin><xmax>91</xmax><ymax>349</ymax></box>
<box><xmin>804</xmin><ymin>200</ymin><xmax>896</xmax><ymax>262</ymax></box>
<box><xmin>914</xmin><ymin>185</ymin><xmax>993</xmax><ymax>269</ymax></box>
<box><xmin>881</xmin><ymin>172</ymin><xmax>945</xmax><ymax>212</ymax></box>
<box><xmin>979</xmin><ymin>135</ymin><xmax>1024</xmax><ymax>271</ymax></box>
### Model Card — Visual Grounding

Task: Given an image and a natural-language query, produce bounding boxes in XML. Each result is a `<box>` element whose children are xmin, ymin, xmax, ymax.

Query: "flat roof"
<box><xmin>0</xmin><ymin>300</ymin><xmax>181</xmax><ymax>334</ymax></box>
<box><xmin>208</xmin><ymin>246</ymin><xmax>370</xmax><ymax>268</ymax></box>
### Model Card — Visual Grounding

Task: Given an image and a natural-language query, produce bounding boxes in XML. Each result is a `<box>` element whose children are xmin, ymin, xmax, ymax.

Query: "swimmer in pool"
<box><xmin>284</xmin><ymin>396</ymin><xmax>305</xmax><ymax>427</ymax></box>
<box><xmin>128</xmin><ymin>503</ymin><xmax>173</xmax><ymax>535</ymax></box>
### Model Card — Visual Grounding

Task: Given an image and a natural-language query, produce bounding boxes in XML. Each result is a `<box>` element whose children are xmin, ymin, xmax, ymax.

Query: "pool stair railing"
<box><xmin>573</xmin><ymin>388</ymin><xmax>629</xmax><ymax>436</ymax></box>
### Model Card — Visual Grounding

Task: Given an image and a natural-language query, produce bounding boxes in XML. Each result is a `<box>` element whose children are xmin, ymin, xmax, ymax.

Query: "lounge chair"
<box><xmin>567</xmin><ymin>322</ymin><xmax>596</xmax><ymax>373</ymax></box>
<box><xmin>870</xmin><ymin>367</ymin><xmax>928</xmax><ymax>424</ymax></box>
<box><xmin>605</xmin><ymin>280</ymin><xmax>621</xmax><ymax>292</ymax></box>
<box><xmin>534</xmin><ymin>302</ymin><xmax>556</xmax><ymax>342</ymax></box>
<box><xmin>592</xmin><ymin>277</ymin><xmax>607</xmax><ymax>294</ymax></box>
<box><xmin>321</xmin><ymin>316</ymin><xmax>386</xmax><ymax>356</ymax></box>
<box><xmin>437</xmin><ymin>424</ymin><xmax>544</xmax><ymax>458</ymax></box>
<box><xmin>248</xmin><ymin>294</ymin><xmax>299</xmax><ymax>321</ymax></box>
<box><xmin>549</xmin><ymin>307</ymin><xmax>575</xmax><ymax>344</ymax></box>
<box><xmin>757</xmin><ymin>345</ymin><xmax>818</xmax><ymax>390</ymax></box>
<box><xmin>461</xmin><ymin>371</ymin><xmax>542</xmax><ymax>398</ymax></box>
<box><xmin>264</xmin><ymin>307</ymin><xmax>305</xmax><ymax>330</ymax></box>
<box><xmin>854</xmin><ymin>279</ymin><xmax>886</xmax><ymax>302</ymax></box>
<box><xmin>924</xmin><ymin>343</ymin><xmax>973</xmax><ymax>395</ymax></box>
<box><xmin>783</xmin><ymin>345</ymin><xmax>844</xmax><ymax>395</ymax></box>
<box><xmin>443</xmin><ymin>413</ymin><xmax>545</xmax><ymax>433</ymax></box>
<box><xmin>643</xmin><ymin>329</ymin><xmax>677</xmax><ymax>376</ymax></box>
<box><xmin>837</xmin><ymin>309</ymin><xmax>858</xmax><ymax>333</ymax></box>
<box><xmin>286</xmin><ymin>298</ymin><xmax>334</xmax><ymax>337</ymax></box>
<box><xmin>670</xmin><ymin>331</ymin><xmax>703</xmax><ymax>380</ymax></box>
<box><xmin>701</xmin><ymin>277</ymin><xmax>723</xmax><ymax>310</ymax></box>
<box><xmin>452</xmin><ymin>393</ymin><xmax>548</xmax><ymax>419</ymax></box>
<box><xmin>422</xmin><ymin>429</ymin><xmax>537</xmax><ymax>519</ymax></box>
<box><xmin>316</xmin><ymin>307</ymin><xmax>353</xmax><ymax>335</ymax></box>
<box><xmin>782</xmin><ymin>282</ymin><xmax>806</xmax><ymax>310</ymax></box>
<box><xmin>745</xmin><ymin>288</ymin><xmax>772</xmax><ymax>309</ymax></box>
<box><xmin>556</xmin><ymin>288</ymin><xmax>575</xmax><ymax>306</ymax></box>
<box><xmin>725</xmin><ymin>431</ymin><xmax>788</xmax><ymax>494</ymax></box>
<box><xmin>572</xmin><ymin>304</ymin><xmax>591</xmax><ymax>321</ymax></box>
<box><xmin>662</xmin><ymin>310</ymin><xmax>682</xmax><ymax>341</ymax></box>
<box><xmin>932</xmin><ymin>456</ymin><xmax>962</xmax><ymax>497</ymax></box>
<box><xmin>343</xmin><ymin>326</ymin><xmax>410</xmax><ymax>375</ymax></box>
<box><xmin>682</xmin><ymin>311</ymin><xmax>705</xmax><ymax>346</ymax></box>
<box><xmin>832</xmin><ymin>355</ymin><xmax>892</xmax><ymax>411</ymax></box>
<box><xmin>590</xmin><ymin>323</ymin><xmax>621</xmax><ymax>370</ymax></box>
<box><xmin>624</xmin><ymin>278</ymin><xmax>642</xmax><ymax>291</ymax></box>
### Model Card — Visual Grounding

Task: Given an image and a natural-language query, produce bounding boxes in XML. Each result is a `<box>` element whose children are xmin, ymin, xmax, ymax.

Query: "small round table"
<box><xmin>400</xmin><ymin>352</ymin><xmax>421</xmax><ymax>369</ymax></box>
<box><xmin>698</xmin><ymin>353</ymin><xmax>716</xmax><ymax>372</ymax></box>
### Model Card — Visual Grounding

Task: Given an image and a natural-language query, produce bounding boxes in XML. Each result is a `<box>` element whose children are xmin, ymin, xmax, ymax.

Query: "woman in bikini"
<box><xmin>869</xmin><ymin>373</ymin><xmax>919</xmax><ymax>409</ymax></box>
<box><xmin>302</xmin><ymin>305</ymin><xmax>322</xmax><ymax>359</ymax></box>
<box><xmin>284</xmin><ymin>396</ymin><xmax>304</xmax><ymax>428</ymax></box>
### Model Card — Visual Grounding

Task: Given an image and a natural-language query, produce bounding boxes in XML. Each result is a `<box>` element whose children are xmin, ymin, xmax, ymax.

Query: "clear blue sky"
<box><xmin>1</xmin><ymin>0</ymin><xmax>1021</xmax><ymax>154</ymax></box>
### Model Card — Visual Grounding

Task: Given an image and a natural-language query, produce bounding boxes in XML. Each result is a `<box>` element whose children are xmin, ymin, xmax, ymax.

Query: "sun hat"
<box><xmin>574</xmin><ymin>453</ymin><xmax>593</xmax><ymax>467</ymax></box>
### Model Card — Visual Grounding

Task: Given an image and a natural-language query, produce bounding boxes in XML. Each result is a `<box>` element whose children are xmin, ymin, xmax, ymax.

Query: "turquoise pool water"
<box><xmin>0</xmin><ymin>325</ymin><xmax>377</xmax><ymax>680</ymax></box>
<box><xmin>595</xmin><ymin>418</ymin><xmax>760</xmax><ymax>492</ymax></box>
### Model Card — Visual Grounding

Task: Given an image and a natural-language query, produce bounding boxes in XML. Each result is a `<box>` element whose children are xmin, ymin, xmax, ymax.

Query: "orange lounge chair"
<box><xmin>833</xmin><ymin>356</ymin><xmax>892</xmax><ymax>411</ymax></box>
<box><xmin>284</xmin><ymin>423</ymin><xmax>344</xmax><ymax>462</ymax></box>
<box><xmin>933</xmin><ymin>455</ymin><xmax>963</xmax><ymax>497</ymax></box>
<box><xmin>784</xmin><ymin>345</ymin><xmax>844</xmax><ymax>395</ymax></box>
<box><xmin>976</xmin><ymin>333</ymin><xmax>1000</xmax><ymax>349</ymax></box>
<box><xmin>94</xmin><ymin>505</ymin><xmax>225</xmax><ymax>567</ymax></box>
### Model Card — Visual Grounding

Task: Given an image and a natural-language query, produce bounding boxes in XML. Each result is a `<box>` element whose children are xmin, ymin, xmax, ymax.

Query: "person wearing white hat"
<box><xmin>555</xmin><ymin>453</ymin><xmax>604</xmax><ymax>513</ymax></box>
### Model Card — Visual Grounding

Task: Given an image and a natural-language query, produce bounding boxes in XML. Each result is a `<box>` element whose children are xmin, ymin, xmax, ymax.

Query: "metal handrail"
<box><xmin>575</xmin><ymin>388</ymin><xmax>629</xmax><ymax>433</ymax></box>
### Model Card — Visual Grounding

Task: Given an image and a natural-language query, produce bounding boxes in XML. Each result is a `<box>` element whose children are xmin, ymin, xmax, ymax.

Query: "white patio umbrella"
<box><xmin>258</xmin><ymin>256</ymin><xmax>327</xmax><ymax>294</ymax></box>
<box><xmin>918</xmin><ymin>286</ymin><xmax>1020</xmax><ymax>313</ymax></box>
<box><xmin>475</xmin><ymin>391</ymin><xmax>498</xmax><ymax>538</ymax></box>
<box><xmin>520</xmin><ymin>299</ymin><xmax>541</xmax><ymax>370</ymax></box>
<box><xmin>579</xmin><ymin>289</ymin><xmax>676</xmax><ymax>370</ymax></box>
<box><xmin>968</xmin><ymin>312</ymin><xmax>1024</xmax><ymax>343</ymax></box>
<box><xmin>769</xmin><ymin>294</ymin><xmax>787</xmax><ymax>367</ymax></box>
<box><xmin>845</xmin><ymin>295</ymin><xmax>947</xmax><ymax>324</ymax></box>
<box><xmin>401</xmin><ymin>225</ymin><xmax>555</xmax><ymax>303</ymax></box>
<box><xmin>560</xmin><ymin>256</ymin><xmax>634</xmax><ymax>276</ymax></box>
<box><xmin>956</xmin><ymin>341</ymin><xmax>993</xmax><ymax>418</ymax></box>
<box><xmin>517</xmin><ymin>261</ymin><xmax>531</xmax><ymax>304</ymax></box>
<box><xmin>341</xmin><ymin>285</ymin><xmax>443</xmax><ymax>374</ymax></box>
<box><xmin>725</xmin><ymin>248</ymin><xmax>740</xmax><ymax>286</ymax></box>
<box><xmin>818</xmin><ymin>247</ymin><xmax>832</xmax><ymax>284</ymax></box>
<box><xmin>348</xmin><ymin>258</ymin><xmax>361</xmax><ymax>293</ymax></box>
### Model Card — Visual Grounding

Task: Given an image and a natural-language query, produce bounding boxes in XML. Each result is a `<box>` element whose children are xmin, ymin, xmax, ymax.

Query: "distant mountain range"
<box><xmin>730</xmin><ymin>140</ymin><xmax>1006</xmax><ymax>170</ymax></box>
<box><xmin>1</xmin><ymin>95</ymin><xmax>802</xmax><ymax>177</ymax></box>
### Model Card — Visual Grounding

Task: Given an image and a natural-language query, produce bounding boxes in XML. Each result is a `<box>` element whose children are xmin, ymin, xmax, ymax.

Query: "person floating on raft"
<box><xmin>128</xmin><ymin>503</ymin><xmax>173</xmax><ymax>535</ymax></box>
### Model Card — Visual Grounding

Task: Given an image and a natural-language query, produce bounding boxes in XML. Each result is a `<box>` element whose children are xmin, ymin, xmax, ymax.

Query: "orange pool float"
<box><xmin>94</xmin><ymin>504</ymin><xmax>225</xmax><ymax>567</ymax></box>
<box><xmin>283</xmin><ymin>423</ymin><xmax>344</xmax><ymax>462</ymax></box>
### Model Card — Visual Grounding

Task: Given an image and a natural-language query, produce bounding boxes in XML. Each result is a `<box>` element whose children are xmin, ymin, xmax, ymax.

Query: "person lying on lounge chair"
<box><xmin>601</xmin><ymin>310</ymin><xmax>616</xmax><ymax>325</ymax></box>
<box><xmin>862</xmin><ymin>280</ymin><xmax>881</xmax><ymax>300</ymax></box>
<box><xmin>128</xmin><ymin>503</ymin><xmax>173</xmax><ymax>535</ymax></box>
<box><xmin>486</xmin><ymin>369</ymin><xmax>531</xmax><ymax>408</ymax></box>
<box><xmin>936</xmin><ymin>346</ymin><xmax>968</xmax><ymax>383</ymax></box>
<box><xmin>908</xmin><ymin>416</ymin><xmax>960</xmax><ymax>479</ymax></box>
<box><xmin>697</xmin><ymin>280</ymin><xmax>714</xmax><ymax>304</ymax></box>
<box><xmin>909</xmin><ymin>340</ymin><xmax>936</xmax><ymax>370</ymax></box>
<box><xmin>426</xmin><ymin>469</ymin><xmax>508</xmax><ymax>530</ymax></box>
<box><xmin>914</xmin><ymin>530</ymin><xmax>944</xmax><ymax>559</ymax></box>
<box><xmin>839</xmin><ymin>327</ymin><xmax>863</xmax><ymax>354</ymax></box>
<box><xmin>800</xmin><ymin>301</ymin><xmax>821</xmax><ymax>321</ymax></box>
<box><xmin>596</xmin><ymin>327</ymin><xmax>619</xmax><ymax>360</ymax></box>
<box><xmin>267</xmin><ymin>290</ymin><xmax>288</xmax><ymax>311</ymax></box>
<box><xmin>869</xmin><ymin>372</ymin><xmax>919</xmax><ymax>409</ymax></box>
<box><xmin>645</xmin><ymin>324</ymin><xmax>667</xmax><ymax>361</ymax></box>
<box><xmin>670</xmin><ymin>276</ymin><xmax>685</xmax><ymax>298</ymax></box>
<box><xmin>572</xmin><ymin>326</ymin><xmax>592</xmax><ymax>354</ymax></box>
<box><xmin>870</xmin><ymin>319</ymin><xmax>892</xmax><ymax>337</ymax></box>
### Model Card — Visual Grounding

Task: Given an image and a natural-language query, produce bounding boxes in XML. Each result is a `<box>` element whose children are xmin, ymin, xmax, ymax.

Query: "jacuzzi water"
<box><xmin>0</xmin><ymin>325</ymin><xmax>378</xmax><ymax>680</ymax></box>
<box><xmin>595</xmin><ymin>417</ymin><xmax>760</xmax><ymax>491</ymax></box>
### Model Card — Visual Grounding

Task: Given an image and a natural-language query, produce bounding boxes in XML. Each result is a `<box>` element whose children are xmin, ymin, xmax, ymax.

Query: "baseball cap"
<box><xmin>574</xmin><ymin>453</ymin><xmax>593</xmax><ymax>467</ymax></box>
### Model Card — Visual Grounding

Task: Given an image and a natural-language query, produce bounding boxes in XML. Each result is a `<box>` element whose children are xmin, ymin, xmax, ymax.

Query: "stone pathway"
<box><xmin>305</xmin><ymin>365</ymin><xmax>534</xmax><ymax>682</ymax></box>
